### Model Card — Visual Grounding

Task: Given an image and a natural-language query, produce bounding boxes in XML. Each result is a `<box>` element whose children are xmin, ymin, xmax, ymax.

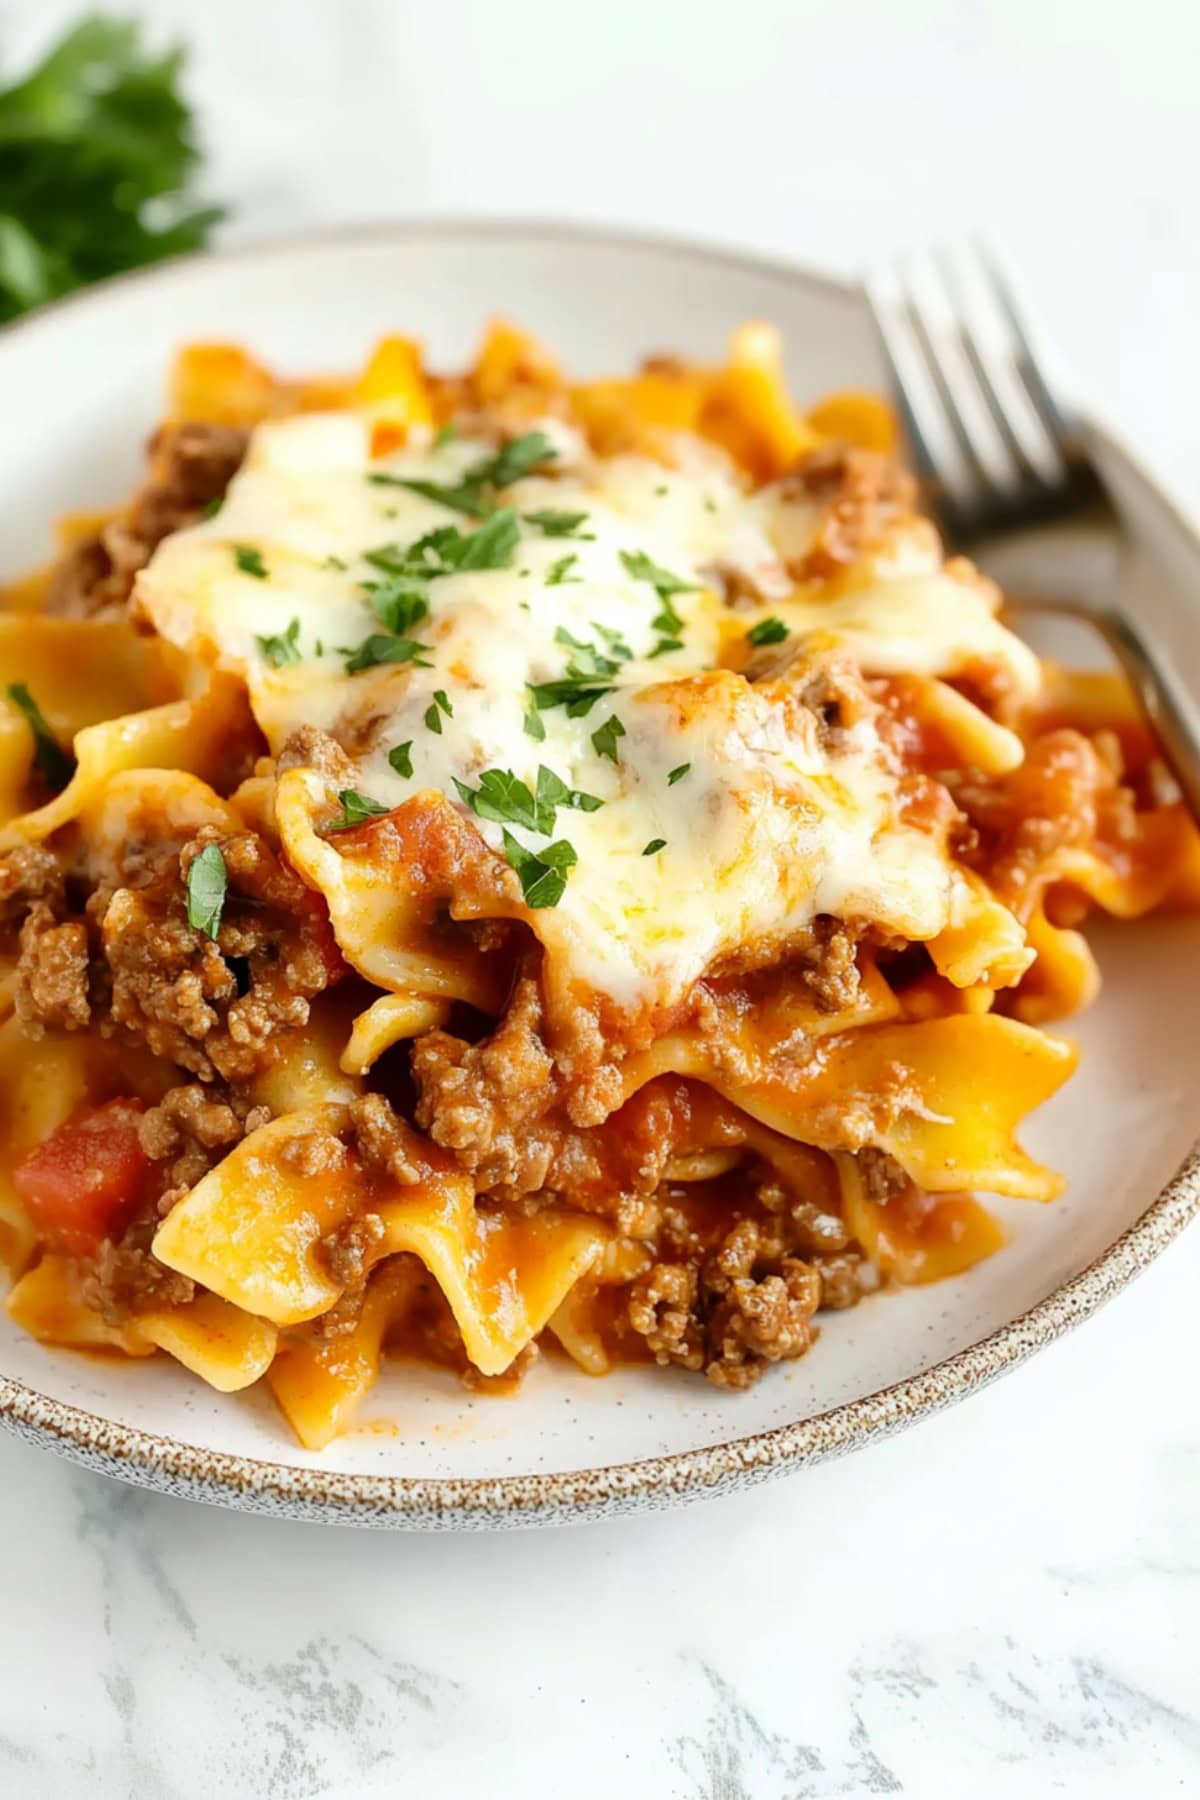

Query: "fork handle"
<box><xmin>1096</xmin><ymin>609</ymin><xmax>1200</xmax><ymax>820</ymax></box>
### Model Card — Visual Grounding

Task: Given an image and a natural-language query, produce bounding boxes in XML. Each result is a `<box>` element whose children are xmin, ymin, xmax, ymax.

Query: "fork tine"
<box><xmin>901</xmin><ymin>251</ymin><xmax>1025</xmax><ymax>498</ymax></box>
<box><xmin>941</xmin><ymin>242</ymin><xmax>1069</xmax><ymax>486</ymax></box>
<box><xmin>974</xmin><ymin>244</ymin><xmax>1080</xmax><ymax>454</ymax></box>
<box><xmin>864</xmin><ymin>263</ymin><xmax>979</xmax><ymax>514</ymax></box>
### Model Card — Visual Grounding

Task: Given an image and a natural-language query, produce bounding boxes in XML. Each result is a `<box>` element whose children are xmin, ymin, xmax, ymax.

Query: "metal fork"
<box><xmin>865</xmin><ymin>244</ymin><xmax>1200</xmax><ymax>817</ymax></box>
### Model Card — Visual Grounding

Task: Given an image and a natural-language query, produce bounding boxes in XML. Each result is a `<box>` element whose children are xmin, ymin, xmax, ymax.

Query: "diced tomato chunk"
<box><xmin>12</xmin><ymin>1099</ymin><xmax>151</xmax><ymax>1258</ymax></box>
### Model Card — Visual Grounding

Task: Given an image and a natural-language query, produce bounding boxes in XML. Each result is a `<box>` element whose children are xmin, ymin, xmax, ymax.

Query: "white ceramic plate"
<box><xmin>0</xmin><ymin>220</ymin><xmax>1197</xmax><ymax>1529</ymax></box>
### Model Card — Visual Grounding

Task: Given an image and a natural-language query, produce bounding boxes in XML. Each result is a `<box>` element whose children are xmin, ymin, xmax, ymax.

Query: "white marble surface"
<box><xmin>0</xmin><ymin>2</ymin><xmax>1198</xmax><ymax>1793</ymax></box>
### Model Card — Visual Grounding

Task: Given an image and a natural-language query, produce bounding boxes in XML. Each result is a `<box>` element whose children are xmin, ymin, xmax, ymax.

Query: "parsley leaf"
<box><xmin>370</xmin><ymin>472</ymin><xmax>492</xmax><ymax>517</ymax></box>
<box><xmin>424</xmin><ymin>689</ymin><xmax>453</xmax><ymax>734</ymax></box>
<box><xmin>369</xmin><ymin>432</ymin><xmax>557</xmax><ymax>517</ymax></box>
<box><xmin>322</xmin><ymin>553</ymin><xmax>347</xmax><ymax>571</ymax></box>
<box><xmin>667</xmin><ymin>763</ymin><xmax>690</xmax><ymax>786</ymax></box>
<box><xmin>5</xmin><ymin>682</ymin><xmax>74</xmax><ymax>788</ymax></box>
<box><xmin>453</xmin><ymin>506</ymin><xmax>520</xmax><ymax>571</ymax></box>
<box><xmin>747</xmin><ymin>617</ymin><xmax>790</xmax><ymax>647</ymax></box>
<box><xmin>530</xmin><ymin>629</ymin><xmax>622</xmax><ymax>717</ymax></box>
<box><xmin>502</xmin><ymin>830</ymin><xmax>577</xmax><ymax>909</ymax></box>
<box><xmin>201</xmin><ymin>496</ymin><xmax>223</xmax><ymax>521</ymax></box>
<box><xmin>185</xmin><ymin>843</ymin><xmax>227</xmax><ymax>940</ymax></box>
<box><xmin>546</xmin><ymin>554</ymin><xmax>579</xmax><ymax>586</ymax></box>
<box><xmin>434</xmin><ymin>422</ymin><xmax>458</xmax><ymax>447</ymax></box>
<box><xmin>647</xmin><ymin>637</ymin><xmax>684</xmax><ymax>658</ymax></box>
<box><xmin>343</xmin><ymin>635</ymin><xmax>433</xmax><ymax>674</ymax></box>
<box><xmin>388</xmin><ymin>741</ymin><xmax>414</xmax><ymax>778</ymax></box>
<box><xmin>328</xmin><ymin>789</ymin><xmax>389</xmax><ymax>831</ymax></box>
<box><xmin>535</xmin><ymin>765</ymin><xmax>603</xmax><ymax>821</ymax></box>
<box><xmin>234</xmin><ymin>544</ymin><xmax>268</xmax><ymax>580</ymax></box>
<box><xmin>642</xmin><ymin>838</ymin><xmax>667</xmax><ymax>856</ymax></box>
<box><xmin>523</xmin><ymin>702</ymin><xmax>546</xmax><ymax>741</ymax></box>
<box><xmin>365</xmin><ymin>577</ymin><xmax>429</xmax><ymax>636</ymax></box>
<box><xmin>255</xmin><ymin>617</ymin><xmax>302</xmax><ymax>667</ymax></box>
<box><xmin>454</xmin><ymin>764</ymin><xmax>600</xmax><ymax>836</ymax></box>
<box><xmin>481</xmin><ymin>431</ymin><xmax>558</xmax><ymax>489</ymax></box>
<box><xmin>523</xmin><ymin>508</ymin><xmax>593</xmax><ymax>539</ymax></box>
<box><xmin>591</xmin><ymin>714</ymin><xmax>626</xmax><ymax>764</ymax></box>
<box><xmin>591</xmin><ymin>622</ymin><xmax>633</xmax><ymax>661</ymax></box>
<box><xmin>619</xmin><ymin>549</ymin><xmax>696</xmax><ymax>606</ymax></box>
<box><xmin>0</xmin><ymin>19</ymin><xmax>223</xmax><ymax>326</ymax></box>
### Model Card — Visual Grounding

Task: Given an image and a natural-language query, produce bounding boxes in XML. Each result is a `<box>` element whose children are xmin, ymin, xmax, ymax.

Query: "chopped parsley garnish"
<box><xmin>255</xmin><ymin>617</ymin><xmax>302</xmax><ymax>667</ymax></box>
<box><xmin>388</xmin><ymin>741</ymin><xmax>414</xmax><ymax>778</ymax></box>
<box><xmin>5</xmin><ymin>682</ymin><xmax>74</xmax><ymax>788</ymax></box>
<box><xmin>667</xmin><ymin>763</ymin><xmax>690</xmax><ymax>786</ymax></box>
<box><xmin>619</xmin><ymin>549</ymin><xmax>696</xmax><ymax>604</ymax></box>
<box><xmin>654</xmin><ymin>485</ymin><xmax>668</xmax><ymax>497</ymax></box>
<box><xmin>546</xmin><ymin>553</ymin><xmax>579</xmax><ymax>586</ymax></box>
<box><xmin>322</xmin><ymin>553</ymin><xmax>348</xmax><ymax>571</ymax></box>
<box><xmin>233</xmin><ymin>544</ymin><xmax>268</xmax><ymax>579</ymax></box>
<box><xmin>523</xmin><ymin>508</ymin><xmax>593</xmax><ymax>539</ymax></box>
<box><xmin>328</xmin><ymin>789</ymin><xmax>389</xmax><ymax>831</ymax></box>
<box><xmin>424</xmin><ymin>689</ymin><xmax>453</xmax><ymax>734</ymax></box>
<box><xmin>703</xmin><ymin>497</ymin><xmax>717</xmax><ymax>515</ymax></box>
<box><xmin>454</xmin><ymin>506</ymin><xmax>521</xmax><ymax>570</ymax></box>
<box><xmin>185</xmin><ymin>843</ymin><xmax>227</xmax><ymax>940</ymax></box>
<box><xmin>642</xmin><ymin>838</ymin><xmax>667</xmax><ymax>856</ymax></box>
<box><xmin>434</xmin><ymin>422</ymin><xmax>458</xmax><ymax>447</ymax></box>
<box><xmin>591</xmin><ymin>714</ymin><xmax>626</xmax><ymax>764</ymax></box>
<box><xmin>530</xmin><ymin>630</ymin><xmax>623</xmax><ymax>717</ymax></box>
<box><xmin>619</xmin><ymin>547</ymin><xmax>695</xmax><ymax>654</ymax></box>
<box><xmin>369</xmin><ymin>431</ymin><xmax>557</xmax><ymax>518</ymax></box>
<box><xmin>202</xmin><ymin>496</ymin><xmax>223</xmax><ymax>520</ymax></box>
<box><xmin>747</xmin><ymin>616</ymin><xmax>790</xmax><ymax>647</ymax></box>
<box><xmin>502</xmin><ymin>830</ymin><xmax>577</xmax><ymax>909</ymax></box>
<box><xmin>591</xmin><ymin>622</ymin><xmax>633</xmax><ymax>661</ymax></box>
<box><xmin>523</xmin><ymin>702</ymin><xmax>546</xmax><ymax>741</ymax></box>
<box><xmin>481</xmin><ymin>431</ymin><xmax>558</xmax><ymax>490</ymax></box>
<box><xmin>365</xmin><ymin>577</ymin><xmax>430</xmax><ymax>636</ymax></box>
<box><xmin>368</xmin><ymin>470</ymin><xmax>491</xmax><ymax>517</ymax></box>
<box><xmin>453</xmin><ymin>764</ymin><xmax>601</xmax><ymax>837</ymax></box>
<box><xmin>343</xmin><ymin>635</ymin><xmax>433</xmax><ymax>674</ymax></box>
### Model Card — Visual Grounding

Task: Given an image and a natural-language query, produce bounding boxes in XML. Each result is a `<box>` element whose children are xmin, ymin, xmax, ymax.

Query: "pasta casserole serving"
<box><xmin>0</xmin><ymin>321</ymin><xmax>1195</xmax><ymax>1448</ymax></box>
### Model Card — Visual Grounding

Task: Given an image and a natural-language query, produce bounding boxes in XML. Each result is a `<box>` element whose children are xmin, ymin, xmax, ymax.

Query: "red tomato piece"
<box><xmin>12</xmin><ymin>1099</ymin><xmax>151</xmax><ymax>1258</ymax></box>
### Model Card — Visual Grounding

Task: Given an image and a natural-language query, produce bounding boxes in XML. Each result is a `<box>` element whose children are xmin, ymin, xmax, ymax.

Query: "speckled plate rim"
<box><xmin>0</xmin><ymin>216</ymin><xmax>1197</xmax><ymax>1530</ymax></box>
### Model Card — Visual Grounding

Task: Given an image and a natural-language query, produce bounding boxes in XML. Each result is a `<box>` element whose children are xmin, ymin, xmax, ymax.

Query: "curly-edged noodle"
<box><xmin>2</xmin><ymin>674</ymin><xmax>254</xmax><ymax>845</ymax></box>
<box><xmin>620</xmin><ymin>1010</ymin><xmax>1076</xmax><ymax>1201</ymax></box>
<box><xmin>275</xmin><ymin>768</ymin><xmax>507</xmax><ymax>1009</ymax></box>
<box><xmin>153</xmin><ymin>1109</ymin><xmax>608</xmax><ymax>1373</ymax></box>
<box><xmin>340</xmin><ymin>993</ymin><xmax>453</xmax><ymax>1076</ymax></box>
<box><xmin>6</xmin><ymin>1254</ymin><xmax>151</xmax><ymax>1352</ymax></box>
<box><xmin>267</xmin><ymin>1257</ymin><xmax>427</xmax><ymax>1450</ymax></box>
<box><xmin>836</xmin><ymin>1154</ymin><xmax>1009</xmax><ymax>1284</ymax></box>
<box><xmin>6</xmin><ymin>1255</ymin><xmax>277</xmax><ymax>1390</ymax></box>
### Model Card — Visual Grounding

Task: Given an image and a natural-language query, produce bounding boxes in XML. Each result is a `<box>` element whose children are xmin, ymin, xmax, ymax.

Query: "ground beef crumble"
<box><xmin>2</xmin><ymin>821</ymin><xmax>338</xmax><ymax>1081</ymax></box>
<box><xmin>411</xmin><ymin>975</ymin><xmax>560</xmax><ymax>1193</ymax></box>
<box><xmin>780</xmin><ymin>444</ymin><xmax>918</xmax><ymax>584</ymax></box>
<box><xmin>48</xmin><ymin>422</ymin><xmax>248</xmax><ymax>618</ymax></box>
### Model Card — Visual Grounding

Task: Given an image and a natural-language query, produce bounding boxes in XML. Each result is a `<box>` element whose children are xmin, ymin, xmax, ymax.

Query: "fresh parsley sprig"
<box><xmin>453</xmin><ymin>765</ymin><xmax>602</xmax><ymax>837</ymax></box>
<box><xmin>0</xmin><ymin>18</ymin><xmax>223</xmax><ymax>325</ymax></box>
<box><xmin>591</xmin><ymin>714</ymin><xmax>626</xmax><ymax>764</ymax></box>
<box><xmin>328</xmin><ymin>789</ymin><xmax>389</xmax><ymax>831</ymax></box>
<box><xmin>6</xmin><ymin>682</ymin><xmax>74</xmax><ymax>788</ymax></box>
<box><xmin>747</xmin><ymin>617</ymin><xmax>790</xmax><ymax>647</ymax></box>
<box><xmin>185</xmin><ymin>843</ymin><xmax>227</xmax><ymax>939</ymax></box>
<box><xmin>255</xmin><ymin>617</ymin><xmax>302</xmax><ymax>666</ymax></box>
<box><xmin>368</xmin><ymin>431</ymin><xmax>557</xmax><ymax>518</ymax></box>
<box><xmin>502</xmin><ymin>832</ymin><xmax>577</xmax><ymax>909</ymax></box>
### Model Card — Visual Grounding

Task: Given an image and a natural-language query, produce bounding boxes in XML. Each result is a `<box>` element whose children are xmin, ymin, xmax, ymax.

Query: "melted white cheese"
<box><xmin>137</xmin><ymin>413</ymin><xmax>1038</xmax><ymax>1010</ymax></box>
